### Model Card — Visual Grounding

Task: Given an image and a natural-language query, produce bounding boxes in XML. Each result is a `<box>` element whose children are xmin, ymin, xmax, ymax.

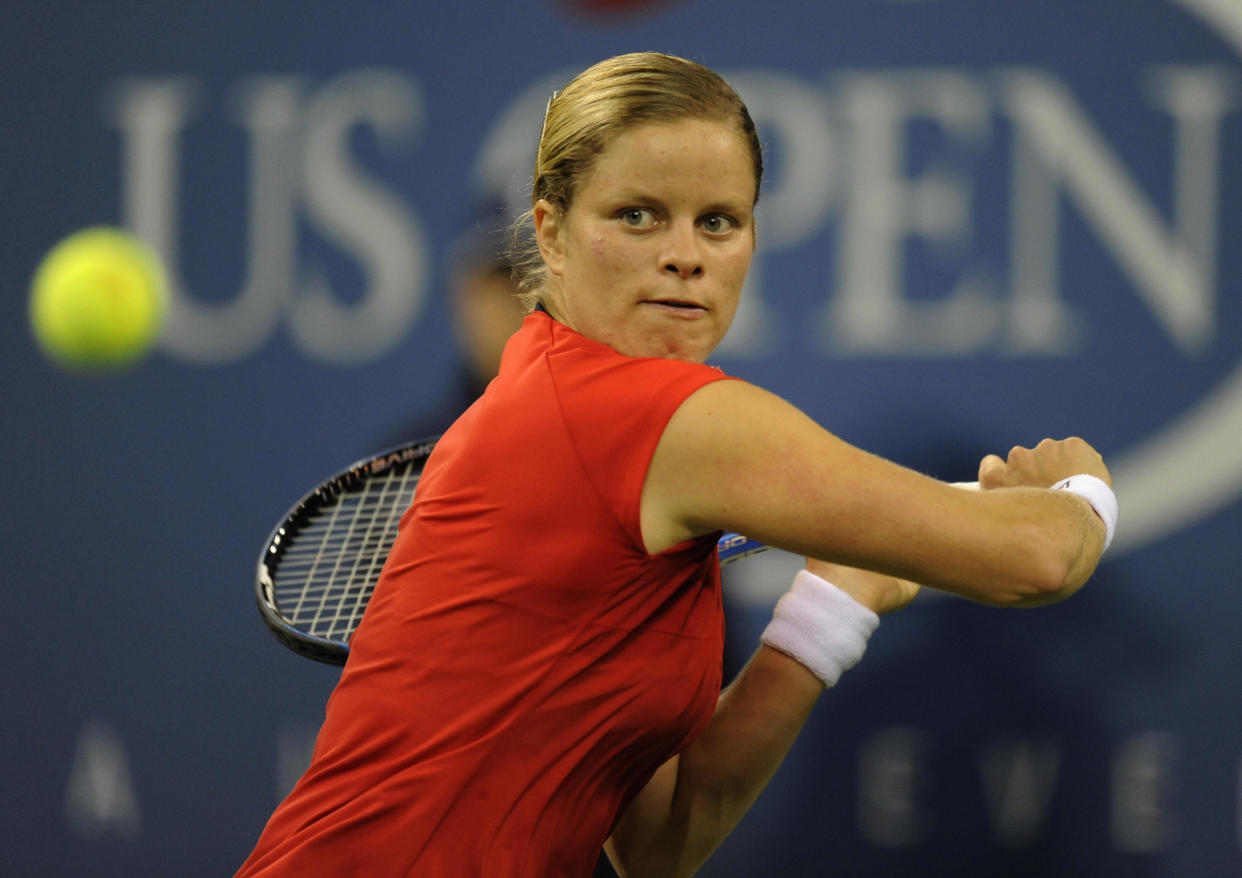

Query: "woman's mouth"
<box><xmin>643</xmin><ymin>299</ymin><xmax>707</xmax><ymax>314</ymax></box>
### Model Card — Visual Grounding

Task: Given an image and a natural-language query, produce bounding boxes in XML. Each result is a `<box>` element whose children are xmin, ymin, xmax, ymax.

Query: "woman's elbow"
<box><xmin>1005</xmin><ymin>566</ymin><xmax>1083</xmax><ymax>608</ymax></box>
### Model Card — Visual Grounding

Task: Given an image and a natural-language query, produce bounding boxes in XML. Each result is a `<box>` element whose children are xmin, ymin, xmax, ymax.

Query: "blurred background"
<box><xmin>3</xmin><ymin>0</ymin><xmax>1241</xmax><ymax>874</ymax></box>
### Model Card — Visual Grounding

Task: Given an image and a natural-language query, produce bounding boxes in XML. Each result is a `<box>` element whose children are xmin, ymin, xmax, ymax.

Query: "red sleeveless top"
<box><xmin>238</xmin><ymin>312</ymin><xmax>735</xmax><ymax>877</ymax></box>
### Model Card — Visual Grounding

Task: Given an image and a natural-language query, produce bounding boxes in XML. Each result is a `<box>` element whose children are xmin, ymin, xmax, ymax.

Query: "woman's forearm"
<box><xmin>607</xmin><ymin>646</ymin><xmax>823</xmax><ymax>877</ymax></box>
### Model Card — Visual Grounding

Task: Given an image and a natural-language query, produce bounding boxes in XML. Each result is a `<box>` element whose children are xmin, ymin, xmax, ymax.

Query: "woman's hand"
<box><xmin>804</xmin><ymin>557</ymin><xmax>920</xmax><ymax>616</ymax></box>
<box><xmin>979</xmin><ymin>436</ymin><xmax>1111</xmax><ymax>489</ymax></box>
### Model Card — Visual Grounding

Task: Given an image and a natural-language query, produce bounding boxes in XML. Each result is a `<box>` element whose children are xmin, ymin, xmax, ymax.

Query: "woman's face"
<box><xmin>535</xmin><ymin>118</ymin><xmax>756</xmax><ymax>363</ymax></box>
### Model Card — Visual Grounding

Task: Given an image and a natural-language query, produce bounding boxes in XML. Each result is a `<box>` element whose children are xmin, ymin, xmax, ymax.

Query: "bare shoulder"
<box><xmin>657</xmin><ymin>379</ymin><xmax>823</xmax><ymax>465</ymax></box>
<box><xmin>640</xmin><ymin>379</ymin><xmax>899</xmax><ymax>555</ymax></box>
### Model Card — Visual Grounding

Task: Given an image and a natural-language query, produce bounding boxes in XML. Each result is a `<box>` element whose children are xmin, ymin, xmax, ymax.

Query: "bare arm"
<box><xmin>605</xmin><ymin>645</ymin><xmax>819</xmax><ymax>877</ymax></box>
<box><xmin>640</xmin><ymin>379</ymin><xmax>1110</xmax><ymax>607</ymax></box>
<box><xmin>607</xmin><ymin>559</ymin><xmax>914</xmax><ymax>877</ymax></box>
<box><xmin>608</xmin><ymin>381</ymin><xmax>1111</xmax><ymax>874</ymax></box>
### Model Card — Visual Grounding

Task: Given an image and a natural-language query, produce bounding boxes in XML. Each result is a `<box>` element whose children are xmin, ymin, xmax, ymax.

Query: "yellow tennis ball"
<box><xmin>28</xmin><ymin>227</ymin><xmax>168</xmax><ymax>371</ymax></box>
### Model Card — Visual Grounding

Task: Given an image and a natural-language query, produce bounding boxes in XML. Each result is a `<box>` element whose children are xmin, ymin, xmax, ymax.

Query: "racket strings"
<box><xmin>272</xmin><ymin>467</ymin><xmax>418</xmax><ymax>641</ymax></box>
<box><xmin>339</xmin><ymin>463</ymin><xmax>420</xmax><ymax>634</ymax></box>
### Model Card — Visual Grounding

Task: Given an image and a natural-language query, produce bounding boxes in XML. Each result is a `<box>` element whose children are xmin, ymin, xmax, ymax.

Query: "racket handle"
<box><xmin>717</xmin><ymin>532</ymin><xmax>769</xmax><ymax>565</ymax></box>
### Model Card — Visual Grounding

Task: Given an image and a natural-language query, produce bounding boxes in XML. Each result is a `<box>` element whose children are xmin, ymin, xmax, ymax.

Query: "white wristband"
<box><xmin>760</xmin><ymin>569</ymin><xmax>880</xmax><ymax>687</ymax></box>
<box><xmin>1051</xmin><ymin>474</ymin><xmax>1118</xmax><ymax>553</ymax></box>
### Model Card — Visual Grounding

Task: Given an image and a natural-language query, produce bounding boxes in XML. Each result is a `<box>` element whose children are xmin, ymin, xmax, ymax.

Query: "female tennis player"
<box><xmin>237</xmin><ymin>53</ymin><xmax>1114</xmax><ymax>878</ymax></box>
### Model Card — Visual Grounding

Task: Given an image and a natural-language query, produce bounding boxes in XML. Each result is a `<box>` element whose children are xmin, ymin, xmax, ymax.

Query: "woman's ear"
<box><xmin>533</xmin><ymin>199</ymin><xmax>565</xmax><ymax>277</ymax></box>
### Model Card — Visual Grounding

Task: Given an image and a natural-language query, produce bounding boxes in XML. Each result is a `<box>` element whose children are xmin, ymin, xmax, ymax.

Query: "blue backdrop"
<box><xmin>3</xmin><ymin>1</ymin><xmax>1241</xmax><ymax>875</ymax></box>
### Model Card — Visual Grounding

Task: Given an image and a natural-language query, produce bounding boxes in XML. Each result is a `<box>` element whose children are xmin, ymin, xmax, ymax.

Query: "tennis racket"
<box><xmin>255</xmin><ymin>436</ymin><xmax>770</xmax><ymax>665</ymax></box>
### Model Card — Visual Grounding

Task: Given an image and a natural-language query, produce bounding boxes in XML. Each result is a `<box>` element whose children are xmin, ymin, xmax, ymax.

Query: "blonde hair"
<box><xmin>509</xmin><ymin>53</ymin><xmax>763</xmax><ymax>312</ymax></box>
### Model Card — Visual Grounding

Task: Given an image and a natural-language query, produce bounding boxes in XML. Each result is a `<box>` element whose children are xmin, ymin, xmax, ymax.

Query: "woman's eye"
<box><xmin>620</xmin><ymin>208</ymin><xmax>654</xmax><ymax>227</ymax></box>
<box><xmin>702</xmin><ymin>214</ymin><xmax>736</xmax><ymax>234</ymax></box>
